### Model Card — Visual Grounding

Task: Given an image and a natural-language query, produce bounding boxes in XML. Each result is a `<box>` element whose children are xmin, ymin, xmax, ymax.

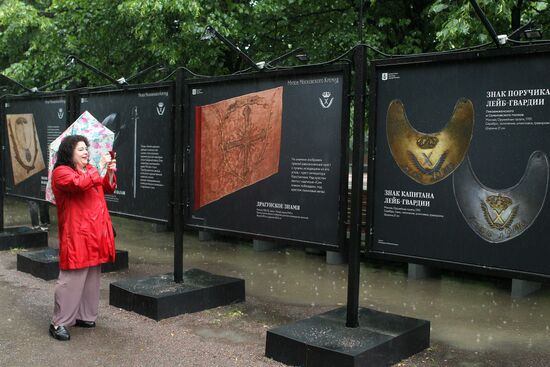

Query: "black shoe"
<box><xmin>49</xmin><ymin>324</ymin><xmax>70</xmax><ymax>341</ymax></box>
<box><xmin>75</xmin><ymin>319</ymin><xmax>96</xmax><ymax>328</ymax></box>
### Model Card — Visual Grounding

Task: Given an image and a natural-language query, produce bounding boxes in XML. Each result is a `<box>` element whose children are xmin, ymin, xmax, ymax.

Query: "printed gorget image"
<box><xmin>386</xmin><ymin>98</ymin><xmax>474</xmax><ymax>185</ymax></box>
<box><xmin>6</xmin><ymin>113</ymin><xmax>46</xmax><ymax>185</ymax></box>
<box><xmin>453</xmin><ymin>151</ymin><xmax>549</xmax><ymax>243</ymax></box>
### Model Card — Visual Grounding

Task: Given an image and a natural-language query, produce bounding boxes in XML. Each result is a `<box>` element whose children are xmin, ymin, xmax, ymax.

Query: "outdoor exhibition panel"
<box><xmin>367</xmin><ymin>44</ymin><xmax>550</xmax><ymax>279</ymax></box>
<box><xmin>2</xmin><ymin>93</ymin><xmax>69</xmax><ymax>201</ymax></box>
<box><xmin>77</xmin><ymin>83</ymin><xmax>174</xmax><ymax>223</ymax></box>
<box><xmin>184</xmin><ymin>65</ymin><xmax>350</xmax><ymax>249</ymax></box>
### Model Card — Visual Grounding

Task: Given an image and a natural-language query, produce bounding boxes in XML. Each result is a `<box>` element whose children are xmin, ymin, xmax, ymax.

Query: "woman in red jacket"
<box><xmin>49</xmin><ymin>135</ymin><xmax>117</xmax><ymax>341</ymax></box>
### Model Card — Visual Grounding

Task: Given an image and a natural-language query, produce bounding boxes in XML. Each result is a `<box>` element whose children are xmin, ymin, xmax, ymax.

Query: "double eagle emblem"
<box><xmin>386</xmin><ymin>99</ymin><xmax>549</xmax><ymax>243</ymax></box>
<box><xmin>481</xmin><ymin>194</ymin><xmax>518</xmax><ymax>231</ymax></box>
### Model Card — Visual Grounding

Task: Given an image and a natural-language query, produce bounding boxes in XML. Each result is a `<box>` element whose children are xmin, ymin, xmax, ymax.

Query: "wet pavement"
<box><xmin>2</xmin><ymin>196</ymin><xmax>550</xmax><ymax>366</ymax></box>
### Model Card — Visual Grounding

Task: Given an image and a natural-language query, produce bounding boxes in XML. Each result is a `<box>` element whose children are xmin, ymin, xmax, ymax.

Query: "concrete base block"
<box><xmin>17</xmin><ymin>248</ymin><xmax>129</xmax><ymax>280</ymax></box>
<box><xmin>305</xmin><ymin>247</ymin><xmax>325</xmax><ymax>256</ymax></box>
<box><xmin>326</xmin><ymin>250</ymin><xmax>346</xmax><ymax>265</ymax></box>
<box><xmin>110</xmin><ymin>270</ymin><xmax>245</xmax><ymax>321</ymax></box>
<box><xmin>266</xmin><ymin>307</ymin><xmax>430</xmax><ymax>367</ymax></box>
<box><xmin>151</xmin><ymin>223</ymin><xmax>171</xmax><ymax>233</ymax></box>
<box><xmin>253</xmin><ymin>239</ymin><xmax>283</xmax><ymax>252</ymax></box>
<box><xmin>511</xmin><ymin>279</ymin><xmax>541</xmax><ymax>299</ymax></box>
<box><xmin>408</xmin><ymin>263</ymin><xmax>439</xmax><ymax>280</ymax></box>
<box><xmin>0</xmin><ymin>226</ymin><xmax>48</xmax><ymax>251</ymax></box>
<box><xmin>198</xmin><ymin>231</ymin><xmax>215</xmax><ymax>241</ymax></box>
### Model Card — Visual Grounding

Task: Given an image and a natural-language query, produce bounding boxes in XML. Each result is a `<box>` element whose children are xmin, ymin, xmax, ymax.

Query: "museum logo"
<box><xmin>319</xmin><ymin>91</ymin><xmax>334</xmax><ymax>109</ymax></box>
<box><xmin>156</xmin><ymin>102</ymin><xmax>166</xmax><ymax>116</ymax></box>
<box><xmin>381</xmin><ymin>72</ymin><xmax>400</xmax><ymax>81</ymax></box>
<box><xmin>57</xmin><ymin>108</ymin><xmax>64</xmax><ymax>119</ymax></box>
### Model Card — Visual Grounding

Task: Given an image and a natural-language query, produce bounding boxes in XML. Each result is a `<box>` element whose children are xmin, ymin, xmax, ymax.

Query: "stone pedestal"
<box><xmin>17</xmin><ymin>248</ymin><xmax>129</xmax><ymax>280</ymax></box>
<box><xmin>0</xmin><ymin>226</ymin><xmax>47</xmax><ymax>251</ymax></box>
<box><xmin>110</xmin><ymin>269</ymin><xmax>245</xmax><ymax>321</ymax></box>
<box><xmin>266</xmin><ymin>307</ymin><xmax>430</xmax><ymax>367</ymax></box>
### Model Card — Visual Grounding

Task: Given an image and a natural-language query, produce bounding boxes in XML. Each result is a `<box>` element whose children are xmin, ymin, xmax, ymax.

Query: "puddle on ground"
<box><xmin>5</xmin><ymin>197</ymin><xmax>550</xmax><ymax>356</ymax></box>
<box><xmin>194</xmin><ymin>327</ymin><xmax>251</xmax><ymax>344</ymax></box>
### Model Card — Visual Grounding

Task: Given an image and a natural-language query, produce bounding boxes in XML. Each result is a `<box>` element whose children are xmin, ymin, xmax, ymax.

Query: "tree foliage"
<box><xmin>0</xmin><ymin>0</ymin><xmax>549</xmax><ymax>90</ymax></box>
<box><xmin>429</xmin><ymin>0</ymin><xmax>549</xmax><ymax>49</ymax></box>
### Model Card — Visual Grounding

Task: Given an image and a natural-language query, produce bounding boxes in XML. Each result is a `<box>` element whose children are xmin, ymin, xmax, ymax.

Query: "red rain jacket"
<box><xmin>52</xmin><ymin>164</ymin><xmax>116</xmax><ymax>270</ymax></box>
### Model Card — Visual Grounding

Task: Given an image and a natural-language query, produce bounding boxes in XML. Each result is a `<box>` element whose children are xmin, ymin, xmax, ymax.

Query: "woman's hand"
<box><xmin>99</xmin><ymin>152</ymin><xmax>112</xmax><ymax>172</ymax></box>
<box><xmin>107</xmin><ymin>159</ymin><xmax>117</xmax><ymax>173</ymax></box>
<box><xmin>106</xmin><ymin>153</ymin><xmax>117</xmax><ymax>185</ymax></box>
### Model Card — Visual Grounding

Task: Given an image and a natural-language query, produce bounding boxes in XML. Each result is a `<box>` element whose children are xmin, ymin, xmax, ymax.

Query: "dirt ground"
<box><xmin>2</xmin><ymin>198</ymin><xmax>550</xmax><ymax>366</ymax></box>
<box><xmin>2</xmin><ymin>249</ymin><xmax>549</xmax><ymax>367</ymax></box>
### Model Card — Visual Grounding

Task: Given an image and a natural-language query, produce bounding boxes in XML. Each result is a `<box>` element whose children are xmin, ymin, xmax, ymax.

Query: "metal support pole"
<box><xmin>508</xmin><ymin>20</ymin><xmax>533</xmax><ymax>41</ymax></box>
<box><xmin>0</xmin><ymin>98</ymin><xmax>5</xmax><ymax>232</ymax></box>
<box><xmin>66</xmin><ymin>92</ymin><xmax>75</xmax><ymax>128</ymax></box>
<box><xmin>28</xmin><ymin>201</ymin><xmax>40</xmax><ymax>228</ymax></box>
<box><xmin>203</xmin><ymin>26</ymin><xmax>261</xmax><ymax>71</ymax></box>
<box><xmin>358</xmin><ymin>0</ymin><xmax>365</xmax><ymax>44</ymax></box>
<box><xmin>469</xmin><ymin>0</ymin><xmax>502</xmax><ymax>47</ymax></box>
<box><xmin>38</xmin><ymin>75</ymin><xmax>72</xmax><ymax>92</ymax></box>
<box><xmin>346</xmin><ymin>44</ymin><xmax>367</xmax><ymax>328</ymax></box>
<box><xmin>39</xmin><ymin>201</ymin><xmax>50</xmax><ymax>226</ymax></box>
<box><xmin>126</xmin><ymin>63</ymin><xmax>164</xmax><ymax>83</ymax></box>
<box><xmin>0</xmin><ymin>74</ymin><xmax>34</xmax><ymax>94</ymax></box>
<box><xmin>266</xmin><ymin>48</ymin><xmax>304</xmax><ymax>67</ymax></box>
<box><xmin>65</xmin><ymin>55</ymin><xmax>127</xmax><ymax>87</ymax></box>
<box><xmin>173</xmin><ymin>69</ymin><xmax>185</xmax><ymax>283</ymax></box>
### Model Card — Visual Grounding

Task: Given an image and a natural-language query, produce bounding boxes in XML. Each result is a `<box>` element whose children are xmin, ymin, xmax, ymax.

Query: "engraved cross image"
<box><xmin>222</xmin><ymin>105</ymin><xmax>267</xmax><ymax>180</ymax></box>
<box><xmin>421</xmin><ymin>152</ymin><xmax>433</xmax><ymax>167</ymax></box>
<box><xmin>491</xmin><ymin>208</ymin><xmax>505</xmax><ymax>224</ymax></box>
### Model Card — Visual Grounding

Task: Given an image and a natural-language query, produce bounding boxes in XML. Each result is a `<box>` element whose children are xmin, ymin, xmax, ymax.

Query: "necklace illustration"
<box><xmin>8</xmin><ymin>115</ymin><xmax>40</xmax><ymax>173</ymax></box>
<box><xmin>14</xmin><ymin>117</ymin><xmax>33</xmax><ymax>162</ymax></box>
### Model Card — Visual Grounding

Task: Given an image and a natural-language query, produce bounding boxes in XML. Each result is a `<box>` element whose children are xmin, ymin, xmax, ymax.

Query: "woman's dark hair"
<box><xmin>54</xmin><ymin>135</ymin><xmax>89</xmax><ymax>169</ymax></box>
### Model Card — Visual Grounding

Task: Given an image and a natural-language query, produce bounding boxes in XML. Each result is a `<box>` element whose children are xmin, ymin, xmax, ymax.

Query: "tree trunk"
<box><xmin>511</xmin><ymin>0</ymin><xmax>524</xmax><ymax>37</ymax></box>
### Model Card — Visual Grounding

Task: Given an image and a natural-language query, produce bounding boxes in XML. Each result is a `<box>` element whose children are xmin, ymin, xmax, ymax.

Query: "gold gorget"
<box><xmin>386</xmin><ymin>98</ymin><xmax>474</xmax><ymax>185</ymax></box>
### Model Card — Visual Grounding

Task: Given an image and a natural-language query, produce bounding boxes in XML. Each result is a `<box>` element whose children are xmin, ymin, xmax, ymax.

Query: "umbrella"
<box><xmin>45</xmin><ymin>111</ymin><xmax>114</xmax><ymax>203</ymax></box>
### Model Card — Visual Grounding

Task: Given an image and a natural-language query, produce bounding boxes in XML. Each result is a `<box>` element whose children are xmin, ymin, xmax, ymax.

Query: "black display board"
<box><xmin>185</xmin><ymin>65</ymin><xmax>350</xmax><ymax>249</ymax></box>
<box><xmin>78</xmin><ymin>83</ymin><xmax>174</xmax><ymax>223</ymax></box>
<box><xmin>2</xmin><ymin>93</ymin><xmax>69</xmax><ymax>201</ymax></box>
<box><xmin>368</xmin><ymin>45</ymin><xmax>550</xmax><ymax>280</ymax></box>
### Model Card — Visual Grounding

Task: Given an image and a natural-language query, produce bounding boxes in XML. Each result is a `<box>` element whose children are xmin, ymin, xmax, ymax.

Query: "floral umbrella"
<box><xmin>45</xmin><ymin>111</ymin><xmax>114</xmax><ymax>203</ymax></box>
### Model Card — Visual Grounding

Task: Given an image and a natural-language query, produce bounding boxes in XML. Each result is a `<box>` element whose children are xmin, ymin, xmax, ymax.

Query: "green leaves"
<box><xmin>1</xmin><ymin>0</ymin><xmax>549</xmax><ymax>90</ymax></box>
<box><xmin>428</xmin><ymin>0</ymin><xmax>550</xmax><ymax>50</ymax></box>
